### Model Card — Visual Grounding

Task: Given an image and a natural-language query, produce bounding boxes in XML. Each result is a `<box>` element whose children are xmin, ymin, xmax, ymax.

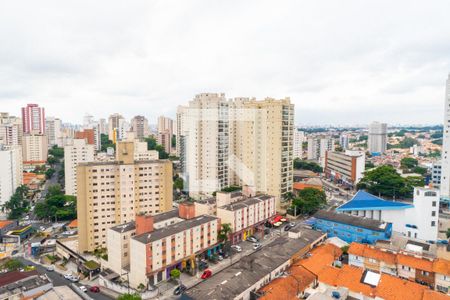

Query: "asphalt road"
<box><xmin>17</xmin><ymin>257</ymin><xmax>113</xmax><ymax>300</ymax></box>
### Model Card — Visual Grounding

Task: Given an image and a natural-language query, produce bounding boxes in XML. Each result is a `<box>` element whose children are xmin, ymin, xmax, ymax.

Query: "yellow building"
<box><xmin>77</xmin><ymin>142</ymin><xmax>173</xmax><ymax>252</ymax></box>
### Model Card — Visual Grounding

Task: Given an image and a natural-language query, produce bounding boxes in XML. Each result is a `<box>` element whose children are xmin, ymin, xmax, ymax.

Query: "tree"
<box><xmin>446</xmin><ymin>228</ymin><xmax>450</xmax><ymax>239</ymax></box>
<box><xmin>34</xmin><ymin>184</ymin><xmax>76</xmax><ymax>221</ymax></box>
<box><xmin>48</xmin><ymin>145</ymin><xmax>64</xmax><ymax>159</ymax></box>
<box><xmin>292</xmin><ymin>188</ymin><xmax>327</xmax><ymax>215</ymax></box>
<box><xmin>365</xmin><ymin>161</ymin><xmax>375</xmax><ymax>170</ymax></box>
<box><xmin>400</xmin><ymin>157</ymin><xmax>418</xmax><ymax>170</ymax></box>
<box><xmin>3</xmin><ymin>259</ymin><xmax>24</xmax><ymax>271</ymax></box>
<box><xmin>357</xmin><ymin>165</ymin><xmax>422</xmax><ymax>199</ymax></box>
<box><xmin>47</xmin><ymin>156</ymin><xmax>58</xmax><ymax>165</ymax></box>
<box><xmin>171</xmin><ymin>135</ymin><xmax>176</xmax><ymax>148</ymax></box>
<box><xmin>293</xmin><ymin>159</ymin><xmax>323</xmax><ymax>173</ymax></box>
<box><xmin>170</xmin><ymin>268</ymin><xmax>181</xmax><ymax>279</ymax></box>
<box><xmin>117</xmin><ymin>294</ymin><xmax>142</xmax><ymax>300</ymax></box>
<box><xmin>174</xmin><ymin>177</ymin><xmax>184</xmax><ymax>191</ymax></box>
<box><xmin>145</xmin><ymin>137</ymin><xmax>169</xmax><ymax>159</ymax></box>
<box><xmin>3</xmin><ymin>185</ymin><xmax>29</xmax><ymax>219</ymax></box>
<box><xmin>218</xmin><ymin>223</ymin><xmax>232</xmax><ymax>242</ymax></box>
<box><xmin>45</xmin><ymin>168</ymin><xmax>56</xmax><ymax>179</ymax></box>
<box><xmin>100</xmin><ymin>134</ymin><xmax>115</xmax><ymax>152</ymax></box>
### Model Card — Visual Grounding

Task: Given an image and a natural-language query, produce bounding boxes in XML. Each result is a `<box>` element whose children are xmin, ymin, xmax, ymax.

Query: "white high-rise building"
<box><xmin>339</xmin><ymin>134</ymin><xmax>349</xmax><ymax>150</ymax></box>
<box><xmin>0</xmin><ymin>145</ymin><xmax>23</xmax><ymax>206</ymax></box>
<box><xmin>22</xmin><ymin>134</ymin><xmax>48</xmax><ymax>162</ymax></box>
<box><xmin>307</xmin><ymin>137</ymin><xmax>335</xmax><ymax>165</ymax></box>
<box><xmin>440</xmin><ymin>74</ymin><xmax>450</xmax><ymax>201</ymax></box>
<box><xmin>64</xmin><ymin>139</ymin><xmax>95</xmax><ymax>196</ymax></box>
<box><xmin>45</xmin><ymin>117</ymin><xmax>62</xmax><ymax>148</ymax></box>
<box><xmin>108</xmin><ymin>113</ymin><xmax>125</xmax><ymax>142</ymax></box>
<box><xmin>99</xmin><ymin>118</ymin><xmax>107</xmax><ymax>135</ymax></box>
<box><xmin>293</xmin><ymin>129</ymin><xmax>305</xmax><ymax>159</ymax></box>
<box><xmin>368</xmin><ymin>121</ymin><xmax>387</xmax><ymax>154</ymax></box>
<box><xmin>177</xmin><ymin>93</ymin><xmax>294</xmax><ymax>209</ymax></box>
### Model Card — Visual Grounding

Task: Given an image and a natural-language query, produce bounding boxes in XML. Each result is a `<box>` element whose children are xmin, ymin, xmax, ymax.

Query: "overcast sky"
<box><xmin>1</xmin><ymin>1</ymin><xmax>449</xmax><ymax>126</ymax></box>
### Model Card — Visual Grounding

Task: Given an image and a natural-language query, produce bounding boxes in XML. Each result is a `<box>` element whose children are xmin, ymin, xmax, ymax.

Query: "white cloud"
<box><xmin>0</xmin><ymin>0</ymin><xmax>449</xmax><ymax>125</ymax></box>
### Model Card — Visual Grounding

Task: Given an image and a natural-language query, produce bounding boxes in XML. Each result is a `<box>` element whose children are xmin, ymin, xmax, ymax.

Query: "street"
<box><xmin>17</xmin><ymin>257</ymin><xmax>113</xmax><ymax>300</ymax></box>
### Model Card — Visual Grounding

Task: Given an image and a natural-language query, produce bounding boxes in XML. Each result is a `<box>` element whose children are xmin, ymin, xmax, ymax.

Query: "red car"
<box><xmin>201</xmin><ymin>269</ymin><xmax>212</xmax><ymax>279</ymax></box>
<box><xmin>89</xmin><ymin>286</ymin><xmax>100</xmax><ymax>293</ymax></box>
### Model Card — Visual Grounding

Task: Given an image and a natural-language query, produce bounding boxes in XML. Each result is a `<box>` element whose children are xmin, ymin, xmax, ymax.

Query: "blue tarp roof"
<box><xmin>336</xmin><ymin>190</ymin><xmax>414</xmax><ymax>211</ymax></box>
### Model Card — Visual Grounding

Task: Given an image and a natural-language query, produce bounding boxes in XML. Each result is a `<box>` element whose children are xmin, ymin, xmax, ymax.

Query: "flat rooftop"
<box><xmin>110</xmin><ymin>209</ymin><xmax>181</xmax><ymax>233</ymax></box>
<box><xmin>314</xmin><ymin>210</ymin><xmax>388</xmax><ymax>231</ymax></box>
<box><xmin>184</xmin><ymin>229</ymin><xmax>324</xmax><ymax>300</ymax></box>
<box><xmin>133</xmin><ymin>215</ymin><xmax>218</xmax><ymax>244</ymax></box>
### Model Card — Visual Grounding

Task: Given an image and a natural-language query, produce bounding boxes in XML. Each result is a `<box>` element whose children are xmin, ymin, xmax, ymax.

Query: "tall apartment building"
<box><xmin>45</xmin><ymin>117</ymin><xmax>62</xmax><ymax>148</ymax></box>
<box><xmin>64</xmin><ymin>139</ymin><xmax>95</xmax><ymax>196</ymax></box>
<box><xmin>130</xmin><ymin>115</ymin><xmax>149</xmax><ymax>140</ymax></box>
<box><xmin>339</xmin><ymin>134</ymin><xmax>349</xmax><ymax>150</ymax></box>
<box><xmin>108</xmin><ymin>113</ymin><xmax>124</xmax><ymax>142</ymax></box>
<box><xmin>0</xmin><ymin>145</ymin><xmax>23</xmax><ymax>206</ymax></box>
<box><xmin>177</xmin><ymin>93</ymin><xmax>230</xmax><ymax>197</ymax></box>
<box><xmin>99</xmin><ymin>118</ymin><xmax>107</xmax><ymax>135</ymax></box>
<box><xmin>307</xmin><ymin>137</ymin><xmax>335</xmax><ymax>165</ymax></box>
<box><xmin>22</xmin><ymin>134</ymin><xmax>48</xmax><ymax>162</ymax></box>
<box><xmin>22</xmin><ymin>104</ymin><xmax>45</xmax><ymax>134</ymax></box>
<box><xmin>157</xmin><ymin>130</ymin><xmax>172</xmax><ymax>154</ymax></box>
<box><xmin>178</xmin><ymin>94</ymin><xmax>294</xmax><ymax>209</ymax></box>
<box><xmin>0</xmin><ymin>113</ymin><xmax>22</xmax><ymax>146</ymax></box>
<box><xmin>158</xmin><ymin>116</ymin><xmax>174</xmax><ymax>135</ymax></box>
<box><xmin>441</xmin><ymin>74</ymin><xmax>450</xmax><ymax>202</ymax></box>
<box><xmin>77</xmin><ymin>142</ymin><xmax>173</xmax><ymax>252</ymax></box>
<box><xmin>368</xmin><ymin>121</ymin><xmax>387</xmax><ymax>154</ymax></box>
<box><xmin>293</xmin><ymin>129</ymin><xmax>305</xmax><ymax>159</ymax></box>
<box><xmin>324</xmin><ymin>150</ymin><xmax>365</xmax><ymax>187</ymax></box>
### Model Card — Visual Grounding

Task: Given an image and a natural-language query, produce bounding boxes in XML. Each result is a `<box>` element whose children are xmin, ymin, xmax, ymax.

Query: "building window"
<box><xmin>432</xmin><ymin>201</ymin><xmax>437</xmax><ymax>207</ymax></box>
<box><xmin>431</xmin><ymin>221</ymin><xmax>436</xmax><ymax>227</ymax></box>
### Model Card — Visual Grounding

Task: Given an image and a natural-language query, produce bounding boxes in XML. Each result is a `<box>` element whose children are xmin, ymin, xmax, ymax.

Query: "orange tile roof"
<box><xmin>67</xmin><ymin>219</ymin><xmax>78</xmax><ymax>228</ymax></box>
<box><xmin>300</xmin><ymin>243</ymin><xmax>342</xmax><ymax>275</ymax></box>
<box><xmin>433</xmin><ymin>258</ymin><xmax>450</xmax><ymax>276</ymax></box>
<box><xmin>258</xmin><ymin>265</ymin><xmax>316</xmax><ymax>300</ymax></box>
<box><xmin>0</xmin><ymin>220</ymin><xmax>13</xmax><ymax>229</ymax></box>
<box><xmin>422</xmin><ymin>290</ymin><xmax>450</xmax><ymax>300</ymax></box>
<box><xmin>376</xmin><ymin>273</ymin><xmax>428</xmax><ymax>300</ymax></box>
<box><xmin>293</xmin><ymin>182</ymin><xmax>323</xmax><ymax>191</ymax></box>
<box><xmin>348</xmin><ymin>242</ymin><xmax>396</xmax><ymax>265</ymax></box>
<box><xmin>319</xmin><ymin>265</ymin><xmax>375</xmax><ymax>297</ymax></box>
<box><xmin>397</xmin><ymin>254</ymin><xmax>433</xmax><ymax>272</ymax></box>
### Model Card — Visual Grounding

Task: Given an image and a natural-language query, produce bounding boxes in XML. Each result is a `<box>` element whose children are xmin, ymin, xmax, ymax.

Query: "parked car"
<box><xmin>246</xmin><ymin>236</ymin><xmax>258</xmax><ymax>243</ymax></box>
<box><xmin>70</xmin><ymin>276</ymin><xmax>80</xmax><ymax>282</ymax></box>
<box><xmin>79</xmin><ymin>286</ymin><xmax>87</xmax><ymax>292</ymax></box>
<box><xmin>253</xmin><ymin>243</ymin><xmax>262</xmax><ymax>250</ymax></box>
<box><xmin>173</xmin><ymin>284</ymin><xmax>187</xmax><ymax>295</ymax></box>
<box><xmin>201</xmin><ymin>269</ymin><xmax>212</xmax><ymax>279</ymax></box>
<box><xmin>198</xmin><ymin>260</ymin><xmax>209</xmax><ymax>271</ymax></box>
<box><xmin>90</xmin><ymin>286</ymin><xmax>100</xmax><ymax>293</ymax></box>
<box><xmin>217</xmin><ymin>255</ymin><xmax>223</xmax><ymax>261</ymax></box>
<box><xmin>46</xmin><ymin>265</ymin><xmax>54</xmax><ymax>272</ymax></box>
<box><xmin>284</xmin><ymin>224</ymin><xmax>292</xmax><ymax>231</ymax></box>
<box><xmin>64</xmin><ymin>273</ymin><xmax>73</xmax><ymax>280</ymax></box>
<box><xmin>231</xmin><ymin>245</ymin><xmax>242</xmax><ymax>252</ymax></box>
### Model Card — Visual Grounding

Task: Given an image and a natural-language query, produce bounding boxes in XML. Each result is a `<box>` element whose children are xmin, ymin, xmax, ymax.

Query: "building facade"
<box><xmin>45</xmin><ymin>117</ymin><xmax>62</xmax><ymax>148</ymax></box>
<box><xmin>313</xmin><ymin>210</ymin><xmax>392</xmax><ymax>244</ymax></box>
<box><xmin>129</xmin><ymin>206</ymin><xmax>219</xmax><ymax>287</ymax></box>
<box><xmin>368</xmin><ymin>121</ymin><xmax>387</xmax><ymax>154</ymax></box>
<box><xmin>0</xmin><ymin>113</ymin><xmax>22</xmax><ymax>146</ymax></box>
<box><xmin>324</xmin><ymin>150</ymin><xmax>365</xmax><ymax>187</ymax></box>
<box><xmin>217</xmin><ymin>194</ymin><xmax>276</xmax><ymax>244</ymax></box>
<box><xmin>131</xmin><ymin>115</ymin><xmax>149</xmax><ymax>140</ymax></box>
<box><xmin>293</xmin><ymin>129</ymin><xmax>305</xmax><ymax>159</ymax></box>
<box><xmin>64</xmin><ymin>139</ymin><xmax>95</xmax><ymax>196</ymax></box>
<box><xmin>76</xmin><ymin>142</ymin><xmax>173</xmax><ymax>252</ymax></box>
<box><xmin>108</xmin><ymin>113</ymin><xmax>125</xmax><ymax>142</ymax></box>
<box><xmin>0</xmin><ymin>145</ymin><xmax>23</xmax><ymax>206</ymax></box>
<box><xmin>22</xmin><ymin>134</ymin><xmax>48</xmax><ymax>162</ymax></box>
<box><xmin>22</xmin><ymin>104</ymin><xmax>45</xmax><ymax>134</ymax></box>
<box><xmin>441</xmin><ymin>74</ymin><xmax>450</xmax><ymax>202</ymax></box>
<box><xmin>337</xmin><ymin>188</ymin><xmax>439</xmax><ymax>241</ymax></box>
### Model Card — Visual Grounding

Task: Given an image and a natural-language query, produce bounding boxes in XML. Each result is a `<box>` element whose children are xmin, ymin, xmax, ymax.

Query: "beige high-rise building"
<box><xmin>157</xmin><ymin>130</ymin><xmax>172</xmax><ymax>154</ymax></box>
<box><xmin>64</xmin><ymin>139</ymin><xmax>95</xmax><ymax>196</ymax></box>
<box><xmin>130</xmin><ymin>115</ymin><xmax>149</xmax><ymax>140</ymax></box>
<box><xmin>22</xmin><ymin>134</ymin><xmax>48</xmax><ymax>162</ymax></box>
<box><xmin>177</xmin><ymin>94</ymin><xmax>294</xmax><ymax>209</ymax></box>
<box><xmin>0</xmin><ymin>145</ymin><xmax>23</xmax><ymax>206</ymax></box>
<box><xmin>229</xmin><ymin>98</ymin><xmax>294</xmax><ymax>208</ymax></box>
<box><xmin>77</xmin><ymin>142</ymin><xmax>173</xmax><ymax>252</ymax></box>
<box><xmin>157</xmin><ymin>116</ymin><xmax>174</xmax><ymax>135</ymax></box>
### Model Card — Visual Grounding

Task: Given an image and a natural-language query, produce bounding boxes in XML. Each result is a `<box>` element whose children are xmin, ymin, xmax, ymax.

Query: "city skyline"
<box><xmin>1</xmin><ymin>1</ymin><xmax>450</xmax><ymax>125</ymax></box>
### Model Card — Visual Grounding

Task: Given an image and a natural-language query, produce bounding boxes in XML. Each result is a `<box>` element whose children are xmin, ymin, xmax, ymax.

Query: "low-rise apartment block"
<box><xmin>77</xmin><ymin>142</ymin><xmax>173</xmax><ymax>252</ymax></box>
<box><xmin>129</xmin><ymin>203</ymin><xmax>220</xmax><ymax>287</ymax></box>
